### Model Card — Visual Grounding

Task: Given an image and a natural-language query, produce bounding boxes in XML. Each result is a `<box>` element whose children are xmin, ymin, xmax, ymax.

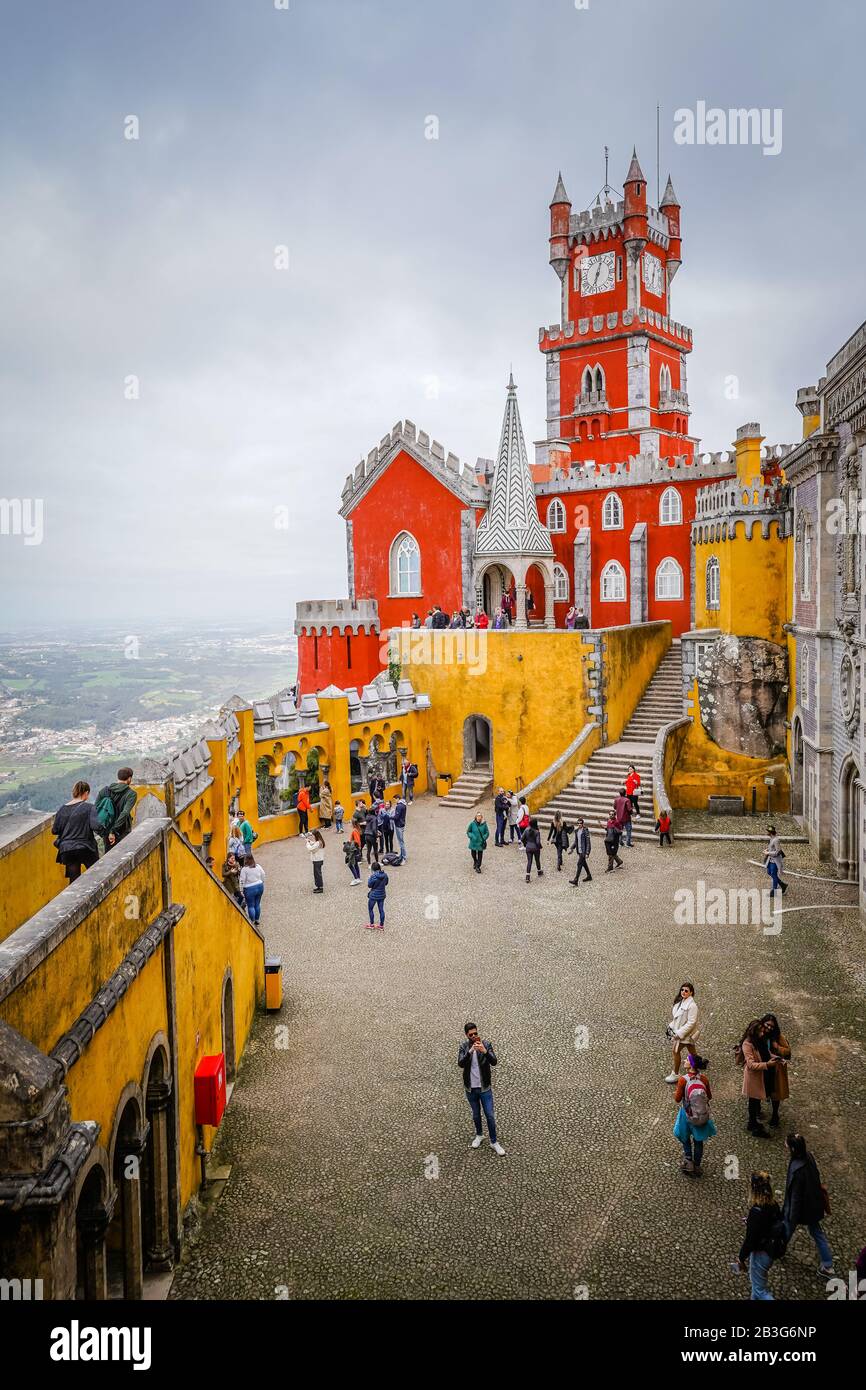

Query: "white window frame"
<box><xmin>546</xmin><ymin>498</ymin><xmax>566</xmax><ymax>533</ymax></box>
<box><xmin>655</xmin><ymin>557</ymin><xmax>683</xmax><ymax>601</ymax></box>
<box><xmin>602</xmin><ymin>492</ymin><xmax>623</xmax><ymax>531</ymax></box>
<box><xmin>706</xmin><ymin>556</ymin><xmax>720</xmax><ymax>611</ymax></box>
<box><xmin>600</xmin><ymin>559</ymin><xmax>626</xmax><ymax>602</ymax></box>
<box><xmin>659</xmin><ymin>486</ymin><xmax>682</xmax><ymax>526</ymax></box>
<box><xmin>553</xmin><ymin>563</ymin><xmax>569</xmax><ymax>602</ymax></box>
<box><xmin>390</xmin><ymin>531</ymin><xmax>421</xmax><ymax>596</ymax></box>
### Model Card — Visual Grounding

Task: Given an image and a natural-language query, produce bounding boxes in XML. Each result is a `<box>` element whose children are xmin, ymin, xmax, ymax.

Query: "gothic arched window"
<box><xmin>546</xmin><ymin>498</ymin><xmax>566</xmax><ymax>533</ymax></box>
<box><xmin>706</xmin><ymin>556</ymin><xmax>721</xmax><ymax>611</ymax></box>
<box><xmin>594</xmin><ymin>366</ymin><xmax>605</xmax><ymax>395</ymax></box>
<box><xmin>582</xmin><ymin>367</ymin><xmax>593</xmax><ymax>396</ymax></box>
<box><xmin>659</xmin><ymin>486</ymin><xmax>682</xmax><ymax>526</ymax></box>
<box><xmin>655</xmin><ymin>557</ymin><xmax>683</xmax><ymax>601</ymax></box>
<box><xmin>602</xmin><ymin>492</ymin><xmax>623</xmax><ymax>530</ymax></box>
<box><xmin>801</xmin><ymin>519</ymin><xmax>812</xmax><ymax>601</ymax></box>
<box><xmin>553</xmin><ymin>563</ymin><xmax>569</xmax><ymax>602</ymax></box>
<box><xmin>390</xmin><ymin>531</ymin><xmax>421</xmax><ymax>595</ymax></box>
<box><xmin>600</xmin><ymin>560</ymin><xmax>626</xmax><ymax>602</ymax></box>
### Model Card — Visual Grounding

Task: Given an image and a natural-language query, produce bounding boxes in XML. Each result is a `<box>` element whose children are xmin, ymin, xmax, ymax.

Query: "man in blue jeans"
<box><xmin>458</xmin><ymin>1023</ymin><xmax>505</xmax><ymax>1156</ymax></box>
<box><xmin>393</xmin><ymin>794</ymin><xmax>408</xmax><ymax>862</ymax></box>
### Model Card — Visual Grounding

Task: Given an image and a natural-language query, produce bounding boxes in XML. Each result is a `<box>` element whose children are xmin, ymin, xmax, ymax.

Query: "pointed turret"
<box><xmin>475</xmin><ymin>378</ymin><xmax>554</xmax><ymax>559</ymax></box>
<box><xmin>623</xmin><ymin>147</ymin><xmax>648</xmax><ymax>264</ymax></box>
<box><xmin>549</xmin><ymin>170</ymin><xmax>571</xmax><ymax>282</ymax></box>
<box><xmin>624</xmin><ymin>148</ymin><xmax>645</xmax><ymax>185</ymax></box>
<box><xmin>660</xmin><ymin>174</ymin><xmax>679</xmax><ymax>209</ymax></box>
<box><xmin>660</xmin><ymin>173</ymin><xmax>682</xmax><ymax>280</ymax></box>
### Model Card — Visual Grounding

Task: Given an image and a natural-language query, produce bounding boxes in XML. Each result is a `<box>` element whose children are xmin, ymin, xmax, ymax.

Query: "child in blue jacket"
<box><xmin>366</xmin><ymin>861</ymin><xmax>389</xmax><ymax>930</ymax></box>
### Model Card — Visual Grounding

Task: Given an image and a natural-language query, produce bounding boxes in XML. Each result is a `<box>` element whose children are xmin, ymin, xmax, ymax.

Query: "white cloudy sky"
<box><xmin>1</xmin><ymin>0</ymin><xmax>863</xmax><ymax>628</ymax></box>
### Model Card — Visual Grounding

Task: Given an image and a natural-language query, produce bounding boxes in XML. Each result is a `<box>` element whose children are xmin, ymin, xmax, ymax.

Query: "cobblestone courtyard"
<box><xmin>171</xmin><ymin>799</ymin><xmax>866</xmax><ymax>1301</ymax></box>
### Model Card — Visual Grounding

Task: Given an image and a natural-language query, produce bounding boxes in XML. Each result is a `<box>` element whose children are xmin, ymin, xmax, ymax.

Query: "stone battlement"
<box><xmin>694</xmin><ymin>475</ymin><xmax>790</xmax><ymax>522</ymax></box>
<box><xmin>568</xmin><ymin>199</ymin><xmax>670</xmax><ymax>246</ymax></box>
<box><xmin>294</xmin><ymin>597</ymin><xmax>380</xmax><ymax>635</ymax></box>
<box><xmin>340</xmin><ymin>420</ymin><xmax>488</xmax><ymax>513</ymax></box>
<box><xmin>539</xmin><ymin>307</ymin><xmax>692</xmax><ymax>349</ymax></box>
<box><xmin>533</xmin><ymin>447</ymin><xmax>737</xmax><ymax>495</ymax></box>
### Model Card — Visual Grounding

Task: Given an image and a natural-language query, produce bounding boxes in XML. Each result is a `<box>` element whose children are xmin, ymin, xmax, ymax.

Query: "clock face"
<box><xmin>643</xmin><ymin>253</ymin><xmax>664</xmax><ymax>297</ymax></box>
<box><xmin>580</xmin><ymin>251</ymin><xmax>615</xmax><ymax>296</ymax></box>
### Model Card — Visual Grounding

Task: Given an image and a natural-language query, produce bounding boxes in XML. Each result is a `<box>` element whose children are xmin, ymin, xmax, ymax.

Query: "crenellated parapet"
<box><xmin>339</xmin><ymin>419</ymin><xmax>488</xmax><ymax>515</ymax></box>
<box><xmin>692</xmin><ymin>475</ymin><xmax>792</xmax><ymax>542</ymax></box>
<box><xmin>294</xmin><ymin>597</ymin><xmax>380</xmax><ymax>636</ymax></box>
<box><xmin>533</xmin><ymin>446</ymin><xmax>739</xmax><ymax>496</ymax></box>
<box><xmin>539</xmin><ymin>307</ymin><xmax>693</xmax><ymax>353</ymax></box>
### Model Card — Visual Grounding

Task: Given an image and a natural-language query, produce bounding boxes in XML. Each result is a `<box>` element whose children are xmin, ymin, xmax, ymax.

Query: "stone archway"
<box><xmin>463</xmin><ymin>714</ymin><xmax>492</xmax><ymax>772</ymax></box>
<box><xmin>141</xmin><ymin>1040</ymin><xmax>174</xmax><ymax>1276</ymax></box>
<box><xmin>106</xmin><ymin>1088</ymin><xmax>147</xmax><ymax>1300</ymax></box>
<box><xmin>222</xmin><ymin>968</ymin><xmax>236</xmax><ymax>1089</ymax></box>
<box><xmin>478</xmin><ymin>563</ymin><xmax>513</xmax><ymax>620</ymax></box>
<box><xmin>75</xmin><ymin>1157</ymin><xmax>112</xmax><ymax>1300</ymax></box>
<box><xmin>838</xmin><ymin>755</ymin><xmax>861</xmax><ymax>881</ymax></box>
<box><xmin>791</xmin><ymin>716</ymin><xmax>804</xmax><ymax>819</ymax></box>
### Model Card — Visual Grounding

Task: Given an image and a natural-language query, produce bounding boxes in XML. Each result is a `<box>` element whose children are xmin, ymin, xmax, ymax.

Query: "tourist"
<box><xmin>393</xmin><ymin>793</ymin><xmax>408</xmax><ymax>862</ymax></box>
<box><xmin>613</xmin><ymin>786</ymin><xmax>633</xmax><ymax>848</ymax></box>
<box><xmin>763</xmin><ymin>825</ymin><xmax>788</xmax><ymax>896</ymax></box>
<box><xmin>449</xmin><ymin>609</ymin><xmax>465</xmax><ymax>628</ymax></box>
<box><xmin>319</xmin><ymin>779</ymin><xmax>334</xmax><ymax>828</ymax></box>
<box><xmin>368</xmin><ymin>771</ymin><xmax>386</xmax><ymax>802</ymax></box>
<box><xmin>492</xmin><ymin>610</ymin><xmax>505</xmax><ymax>630</ymax></box>
<box><xmin>475</xmin><ymin>609</ymin><xmax>489</xmax><ymax>630</ymax></box>
<box><xmin>333</xmin><ymin>798</ymin><xmax>345</xmax><ymax>835</ymax></box>
<box><xmin>95</xmin><ymin>767</ymin><xmax>137</xmax><ymax>848</ymax></box>
<box><xmin>431</xmin><ymin>606</ymin><xmax>449</xmax><ymax>630</ymax></box>
<box><xmin>228</xmin><ymin>824</ymin><xmax>246</xmax><ymax>862</ymax></box>
<box><xmin>344</xmin><ymin>823</ymin><xmax>362</xmax><ymax>884</ymax></box>
<box><xmin>546</xmin><ymin>811</ymin><xmax>570</xmax><ymax>871</ymax></box>
<box><xmin>295</xmin><ymin>783</ymin><xmax>311</xmax><ymax>834</ymax></box>
<box><xmin>306</xmin><ymin>829</ymin><xmax>325</xmax><ymax>893</ymax></box>
<box><xmin>379</xmin><ymin>798</ymin><xmax>394</xmax><ymax>854</ymax></box>
<box><xmin>782</xmin><ymin>1134</ymin><xmax>835</xmax><ymax>1276</ymax></box>
<box><xmin>673</xmin><ymin>1051</ymin><xmax>716</xmax><ymax>1176</ymax></box>
<box><xmin>493</xmin><ymin>787</ymin><xmax>509</xmax><ymax>846</ymax></box>
<box><xmin>574</xmin><ymin>607</ymin><xmax>589</xmax><ymax>630</ymax></box>
<box><xmin>240</xmin><ymin>854</ymin><xmax>266</xmax><ymax>923</ymax></box>
<box><xmin>458</xmin><ymin>1022</ymin><xmax>505</xmax><ymax>1156</ymax></box>
<box><xmin>760</xmin><ymin>1013</ymin><xmax>791</xmax><ymax>1128</ymax></box>
<box><xmin>625</xmin><ymin>763</ymin><xmax>641</xmax><ymax>819</ymax></box>
<box><xmin>568</xmin><ymin>817</ymin><xmax>592</xmax><ymax>884</ymax></box>
<box><xmin>467</xmin><ymin>811</ymin><xmax>489</xmax><ymax>873</ymax></box>
<box><xmin>363</xmin><ymin>806</ymin><xmax>379</xmax><ymax>864</ymax></box>
<box><xmin>221</xmin><ymin>852</ymin><xmax>244</xmax><ymax>906</ymax></box>
<box><xmin>507</xmin><ymin>790</ymin><xmax>522</xmax><ymax>843</ymax></box>
<box><xmin>738</xmin><ymin>1019</ymin><xmax>778</xmax><ymax>1137</ymax></box>
<box><xmin>365</xmin><ymin>859</ymin><xmax>388</xmax><ymax>929</ymax></box>
<box><xmin>411</xmin><ymin>613</ymin><xmax>421</xmax><ymax>629</ymax></box>
<box><xmin>424</xmin><ymin>609</ymin><xmax>435</xmax><ymax>628</ymax></box>
<box><xmin>499</xmin><ymin>597</ymin><xmax>511</xmax><ymax>627</ymax></box>
<box><xmin>52</xmin><ymin>781</ymin><xmax>102</xmax><ymax>881</ymax></box>
<box><xmin>656</xmin><ymin>808</ymin><xmax>673</xmax><ymax>847</ymax></box>
<box><xmin>523</xmin><ymin>816</ymin><xmax>543</xmax><ymax>882</ymax></box>
<box><xmin>403</xmin><ymin>757</ymin><xmax>418</xmax><ymax>803</ymax></box>
<box><xmin>238</xmin><ymin>809</ymin><xmax>257</xmax><ymax>858</ymax></box>
<box><xmin>665</xmin><ymin>982</ymin><xmax>700</xmax><ymax>1082</ymax></box>
<box><xmin>604</xmin><ymin>815</ymin><xmax>624</xmax><ymax>872</ymax></box>
<box><xmin>565</xmin><ymin>604</ymin><xmax>577</xmax><ymax>630</ymax></box>
<box><xmin>736</xmin><ymin>1171</ymin><xmax>784</xmax><ymax>1300</ymax></box>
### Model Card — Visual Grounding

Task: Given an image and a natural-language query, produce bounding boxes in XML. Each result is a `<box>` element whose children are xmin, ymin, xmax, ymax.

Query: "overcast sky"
<box><xmin>1</xmin><ymin>0</ymin><xmax>864</xmax><ymax>629</ymax></box>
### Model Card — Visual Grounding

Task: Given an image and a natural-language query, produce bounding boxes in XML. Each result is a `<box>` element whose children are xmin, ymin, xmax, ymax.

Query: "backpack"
<box><xmin>767</xmin><ymin>1215</ymin><xmax>789</xmax><ymax>1260</ymax></box>
<box><xmin>95</xmin><ymin>792</ymin><xmax>117</xmax><ymax>830</ymax></box>
<box><xmin>684</xmin><ymin>1077</ymin><xmax>710</xmax><ymax>1127</ymax></box>
<box><xmin>381</xmin><ymin>852</ymin><xmax>402</xmax><ymax>866</ymax></box>
<box><xmin>733</xmin><ymin>1042</ymin><xmax>746</xmax><ymax>1068</ymax></box>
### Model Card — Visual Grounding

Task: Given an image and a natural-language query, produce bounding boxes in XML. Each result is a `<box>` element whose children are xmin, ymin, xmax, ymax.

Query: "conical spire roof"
<box><xmin>660</xmin><ymin>174</ymin><xmax>679</xmax><ymax>208</ymax></box>
<box><xmin>550</xmin><ymin>170</ymin><xmax>570</xmax><ymax>206</ymax></box>
<box><xmin>475</xmin><ymin>377</ymin><xmax>554</xmax><ymax>558</ymax></box>
<box><xmin>624</xmin><ymin>147</ymin><xmax>645</xmax><ymax>184</ymax></box>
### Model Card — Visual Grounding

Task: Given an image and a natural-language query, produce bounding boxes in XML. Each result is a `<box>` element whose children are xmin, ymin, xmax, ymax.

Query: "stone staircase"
<box><xmin>535</xmin><ymin>641</ymin><xmax>683</xmax><ymax>842</ymax></box>
<box><xmin>438</xmin><ymin>767</ymin><xmax>494</xmax><ymax>809</ymax></box>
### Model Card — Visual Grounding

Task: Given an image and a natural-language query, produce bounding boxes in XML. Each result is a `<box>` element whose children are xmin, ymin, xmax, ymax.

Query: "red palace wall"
<box><xmin>349</xmin><ymin>449</ymin><xmax>468</xmax><ymax>627</ymax></box>
<box><xmin>297</xmin><ymin>625</ymin><xmax>383</xmax><ymax>697</ymax></box>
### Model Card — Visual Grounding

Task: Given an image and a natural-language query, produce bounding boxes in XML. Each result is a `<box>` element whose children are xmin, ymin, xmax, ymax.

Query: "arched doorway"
<box><xmin>525</xmin><ymin>563</ymin><xmax>548</xmax><ymax>624</ymax></box>
<box><xmin>838</xmin><ymin>755</ymin><xmax>861</xmax><ymax>882</ymax></box>
<box><xmin>75</xmin><ymin>1162</ymin><xmax>111</xmax><ymax>1300</ymax></box>
<box><xmin>791</xmin><ymin>717</ymin><xmax>804</xmax><ymax>819</ymax></box>
<box><xmin>107</xmin><ymin>1094</ymin><xmax>146</xmax><ymax>1300</ymax></box>
<box><xmin>480</xmin><ymin>564</ymin><xmax>513</xmax><ymax>620</ymax></box>
<box><xmin>222</xmin><ymin>971</ymin><xmax>236</xmax><ymax>1090</ymax></box>
<box><xmin>463</xmin><ymin>715</ymin><xmax>492</xmax><ymax>772</ymax></box>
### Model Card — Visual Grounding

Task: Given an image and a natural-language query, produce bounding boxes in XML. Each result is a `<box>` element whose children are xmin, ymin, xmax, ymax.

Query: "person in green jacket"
<box><xmin>467</xmin><ymin>812</ymin><xmax>490</xmax><ymax>874</ymax></box>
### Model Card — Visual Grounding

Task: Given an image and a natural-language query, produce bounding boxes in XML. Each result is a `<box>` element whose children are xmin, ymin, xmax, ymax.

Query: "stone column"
<box><xmin>629</xmin><ymin>522</ymin><xmax>648</xmax><ymax>624</ymax></box>
<box><xmin>78</xmin><ymin>1200</ymin><xmax>114</xmax><ymax>1301</ymax></box>
<box><xmin>145</xmin><ymin>1081</ymin><xmax>174</xmax><ymax>1271</ymax></box>
<box><xmin>544</xmin><ymin>583</ymin><xmax>555</xmax><ymax>629</ymax></box>
<box><xmin>574</xmin><ymin>527</ymin><xmax>591</xmax><ymax>625</ymax></box>
<box><xmin>515</xmin><ymin>583</ymin><xmax>528</xmax><ymax>631</ymax></box>
<box><xmin>119</xmin><ymin>1133</ymin><xmax>147</xmax><ymax>1300</ymax></box>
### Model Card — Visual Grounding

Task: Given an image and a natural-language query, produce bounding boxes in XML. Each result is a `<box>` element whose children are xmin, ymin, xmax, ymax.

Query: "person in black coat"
<box><xmin>782</xmin><ymin>1134</ymin><xmax>834</xmax><ymax>1275</ymax></box>
<box><xmin>493</xmin><ymin>787</ymin><xmax>510</xmax><ymax>847</ymax></box>
<box><xmin>523</xmin><ymin>817</ymin><xmax>543</xmax><ymax>883</ymax></box>
<box><xmin>604</xmin><ymin>816</ymin><xmax>623</xmax><ymax>871</ymax></box>
<box><xmin>736</xmin><ymin>1170</ymin><xmax>782</xmax><ymax>1301</ymax></box>
<box><xmin>52</xmin><ymin>781</ymin><xmax>102</xmax><ymax>881</ymax></box>
<box><xmin>569</xmin><ymin>817</ymin><xmax>593</xmax><ymax>884</ymax></box>
<box><xmin>546</xmin><ymin>813</ymin><xmax>571</xmax><ymax>871</ymax></box>
<box><xmin>363</xmin><ymin>807</ymin><xmax>379</xmax><ymax>864</ymax></box>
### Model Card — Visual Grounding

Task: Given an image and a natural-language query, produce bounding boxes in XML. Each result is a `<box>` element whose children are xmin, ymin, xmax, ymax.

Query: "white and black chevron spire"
<box><xmin>474</xmin><ymin>376</ymin><xmax>554</xmax><ymax>558</ymax></box>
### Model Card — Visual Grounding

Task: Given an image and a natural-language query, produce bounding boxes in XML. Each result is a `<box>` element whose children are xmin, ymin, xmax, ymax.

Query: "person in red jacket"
<box><xmin>475</xmin><ymin>610</ymin><xmax>489</xmax><ymax>629</ymax></box>
<box><xmin>656</xmin><ymin>809</ymin><xmax>673</xmax><ymax>847</ymax></box>
<box><xmin>296</xmin><ymin>783</ymin><xmax>311</xmax><ymax>834</ymax></box>
<box><xmin>624</xmin><ymin>763</ymin><xmax>641</xmax><ymax>819</ymax></box>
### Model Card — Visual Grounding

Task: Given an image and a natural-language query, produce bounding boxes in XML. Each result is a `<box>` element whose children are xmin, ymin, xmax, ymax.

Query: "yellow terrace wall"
<box><xmin>0</xmin><ymin>813</ymin><xmax>69</xmax><ymax>945</ymax></box>
<box><xmin>694</xmin><ymin>522</ymin><xmax>790</xmax><ymax>643</ymax></box>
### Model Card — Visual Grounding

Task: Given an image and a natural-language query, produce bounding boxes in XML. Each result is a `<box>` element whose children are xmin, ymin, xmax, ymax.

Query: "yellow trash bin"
<box><xmin>265</xmin><ymin>956</ymin><xmax>283</xmax><ymax>1011</ymax></box>
<box><xmin>436</xmin><ymin>774</ymin><xmax>452</xmax><ymax>798</ymax></box>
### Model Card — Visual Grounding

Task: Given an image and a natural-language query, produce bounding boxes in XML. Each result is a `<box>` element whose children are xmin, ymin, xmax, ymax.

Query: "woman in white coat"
<box><xmin>507</xmin><ymin>791</ymin><xmax>522</xmax><ymax>845</ymax></box>
<box><xmin>665</xmin><ymin>982</ymin><xmax>700</xmax><ymax>1082</ymax></box>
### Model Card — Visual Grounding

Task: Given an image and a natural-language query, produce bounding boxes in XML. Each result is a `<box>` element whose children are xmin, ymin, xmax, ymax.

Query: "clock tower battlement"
<box><xmin>541</xmin><ymin>150</ymin><xmax>693</xmax><ymax>472</ymax></box>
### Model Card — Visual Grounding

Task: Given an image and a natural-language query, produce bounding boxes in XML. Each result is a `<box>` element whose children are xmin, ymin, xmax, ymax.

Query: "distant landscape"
<box><xmin>0</xmin><ymin>624</ymin><xmax>297</xmax><ymax>813</ymax></box>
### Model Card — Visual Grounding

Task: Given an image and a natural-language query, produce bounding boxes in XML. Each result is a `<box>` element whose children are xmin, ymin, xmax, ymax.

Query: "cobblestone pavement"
<box><xmin>170</xmin><ymin>800</ymin><xmax>866</xmax><ymax>1301</ymax></box>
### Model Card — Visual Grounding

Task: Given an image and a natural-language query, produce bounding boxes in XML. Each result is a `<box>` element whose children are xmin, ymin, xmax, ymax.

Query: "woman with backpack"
<box><xmin>738</xmin><ymin>1018</ymin><xmax>779</xmax><ymax>1137</ymax></box>
<box><xmin>782</xmin><ymin>1134</ymin><xmax>834</xmax><ymax>1276</ymax></box>
<box><xmin>736</xmin><ymin>1171</ymin><xmax>785</xmax><ymax>1300</ymax></box>
<box><xmin>466</xmin><ymin>812</ymin><xmax>489</xmax><ymax>873</ymax></box>
<box><xmin>523</xmin><ymin>817</ymin><xmax>543</xmax><ymax>883</ymax></box>
<box><xmin>673</xmin><ymin>1052</ymin><xmax>716</xmax><ymax>1176</ymax></box>
<box><xmin>305</xmin><ymin>830</ymin><xmax>325</xmax><ymax>893</ymax></box>
<box><xmin>52</xmin><ymin>781</ymin><xmax>103</xmax><ymax>882</ymax></box>
<box><xmin>665</xmin><ymin>982</ymin><xmax>700</xmax><ymax>1082</ymax></box>
<box><xmin>516</xmin><ymin>798</ymin><xmax>531</xmax><ymax>843</ymax></box>
<box><xmin>546</xmin><ymin>813</ymin><xmax>571</xmax><ymax>871</ymax></box>
<box><xmin>760</xmin><ymin>1013</ymin><xmax>791</xmax><ymax>1128</ymax></box>
<box><xmin>763</xmin><ymin>825</ymin><xmax>788</xmax><ymax>895</ymax></box>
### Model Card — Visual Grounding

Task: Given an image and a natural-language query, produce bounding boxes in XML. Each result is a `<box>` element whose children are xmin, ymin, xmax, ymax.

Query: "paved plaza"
<box><xmin>170</xmin><ymin>798</ymin><xmax>866</xmax><ymax>1301</ymax></box>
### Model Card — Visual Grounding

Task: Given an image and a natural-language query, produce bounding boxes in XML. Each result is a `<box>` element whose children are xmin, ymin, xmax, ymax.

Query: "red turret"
<box><xmin>548</xmin><ymin>171</ymin><xmax>571</xmax><ymax>282</ymax></box>
<box><xmin>622</xmin><ymin>148</ymin><xmax>648</xmax><ymax>258</ymax></box>
<box><xmin>660</xmin><ymin>174</ymin><xmax>681</xmax><ymax>281</ymax></box>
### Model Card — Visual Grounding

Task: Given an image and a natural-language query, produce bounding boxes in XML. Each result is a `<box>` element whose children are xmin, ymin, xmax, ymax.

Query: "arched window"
<box><xmin>600</xmin><ymin>560</ymin><xmax>626</xmax><ymax>602</ymax></box>
<box><xmin>602</xmin><ymin>492</ymin><xmax>623</xmax><ymax>530</ymax></box>
<box><xmin>594</xmin><ymin>366</ymin><xmax>605</xmax><ymax>395</ymax></box>
<box><xmin>655</xmin><ymin>557</ymin><xmax>683</xmax><ymax>601</ymax></box>
<box><xmin>390</xmin><ymin>531</ymin><xmax>420</xmax><ymax>595</ymax></box>
<box><xmin>801</xmin><ymin>644</ymin><xmax>810</xmax><ymax>710</ymax></box>
<box><xmin>659</xmin><ymin>363</ymin><xmax>671</xmax><ymax>394</ymax></box>
<box><xmin>659</xmin><ymin>486</ymin><xmax>682</xmax><ymax>526</ymax></box>
<box><xmin>546</xmin><ymin>498</ymin><xmax>566</xmax><ymax>532</ymax></box>
<box><xmin>706</xmin><ymin>556</ymin><xmax>720</xmax><ymax>610</ymax></box>
<box><xmin>582</xmin><ymin>367</ymin><xmax>593</xmax><ymax>396</ymax></box>
<box><xmin>801</xmin><ymin>520</ymin><xmax>812</xmax><ymax>600</ymax></box>
<box><xmin>553</xmin><ymin>563</ymin><xmax>569</xmax><ymax>602</ymax></box>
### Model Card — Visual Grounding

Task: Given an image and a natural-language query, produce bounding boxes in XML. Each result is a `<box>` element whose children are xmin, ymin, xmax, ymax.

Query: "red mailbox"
<box><xmin>194</xmin><ymin>1053</ymin><xmax>226</xmax><ymax>1128</ymax></box>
